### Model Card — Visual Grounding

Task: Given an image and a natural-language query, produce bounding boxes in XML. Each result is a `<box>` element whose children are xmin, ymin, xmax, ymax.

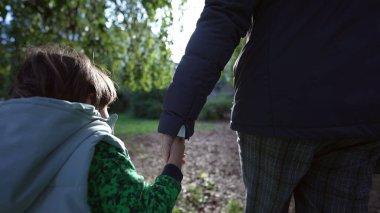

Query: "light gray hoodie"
<box><xmin>0</xmin><ymin>97</ymin><xmax>125</xmax><ymax>213</ymax></box>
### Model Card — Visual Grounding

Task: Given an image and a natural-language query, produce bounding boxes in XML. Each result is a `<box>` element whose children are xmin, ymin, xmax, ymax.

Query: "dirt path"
<box><xmin>123</xmin><ymin>122</ymin><xmax>380</xmax><ymax>212</ymax></box>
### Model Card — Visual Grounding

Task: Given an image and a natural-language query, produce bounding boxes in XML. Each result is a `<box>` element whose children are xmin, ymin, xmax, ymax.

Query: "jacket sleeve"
<box><xmin>88</xmin><ymin>142</ymin><xmax>182</xmax><ymax>213</ymax></box>
<box><xmin>158</xmin><ymin>0</ymin><xmax>256</xmax><ymax>138</ymax></box>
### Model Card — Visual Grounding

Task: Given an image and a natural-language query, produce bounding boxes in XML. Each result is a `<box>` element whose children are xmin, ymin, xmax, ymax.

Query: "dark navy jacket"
<box><xmin>159</xmin><ymin>0</ymin><xmax>380</xmax><ymax>139</ymax></box>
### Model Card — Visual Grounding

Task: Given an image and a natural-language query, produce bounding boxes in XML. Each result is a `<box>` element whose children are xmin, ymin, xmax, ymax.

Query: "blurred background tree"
<box><xmin>0</xmin><ymin>0</ymin><xmax>175</xmax><ymax>98</ymax></box>
<box><xmin>0</xmin><ymin>0</ymin><xmax>244</xmax><ymax>119</ymax></box>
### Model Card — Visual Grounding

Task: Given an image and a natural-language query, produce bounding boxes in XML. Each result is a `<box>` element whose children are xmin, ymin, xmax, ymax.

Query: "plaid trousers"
<box><xmin>237</xmin><ymin>133</ymin><xmax>380</xmax><ymax>213</ymax></box>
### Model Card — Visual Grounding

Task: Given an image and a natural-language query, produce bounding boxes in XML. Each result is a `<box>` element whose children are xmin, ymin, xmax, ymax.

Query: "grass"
<box><xmin>114</xmin><ymin>114</ymin><xmax>158</xmax><ymax>136</ymax></box>
<box><xmin>114</xmin><ymin>114</ymin><xmax>217</xmax><ymax>136</ymax></box>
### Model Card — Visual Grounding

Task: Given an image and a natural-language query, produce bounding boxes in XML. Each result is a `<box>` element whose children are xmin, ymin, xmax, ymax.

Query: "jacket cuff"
<box><xmin>158</xmin><ymin>111</ymin><xmax>195</xmax><ymax>139</ymax></box>
<box><xmin>161</xmin><ymin>164</ymin><xmax>183</xmax><ymax>183</ymax></box>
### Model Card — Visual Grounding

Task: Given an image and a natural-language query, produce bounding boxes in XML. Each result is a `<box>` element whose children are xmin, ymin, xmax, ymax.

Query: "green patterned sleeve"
<box><xmin>88</xmin><ymin>142</ymin><xmax>182</xmax><ymax>213</ymax></box>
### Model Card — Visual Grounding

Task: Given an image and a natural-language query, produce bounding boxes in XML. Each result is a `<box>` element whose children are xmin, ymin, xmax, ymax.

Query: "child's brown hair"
<box><xmin>9</xmin><ymin>46</ymin><xmax>117</xmax><ymax>109</ymax></box>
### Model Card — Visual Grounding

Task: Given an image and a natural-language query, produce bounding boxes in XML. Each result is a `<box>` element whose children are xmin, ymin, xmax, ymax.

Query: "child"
<box><xmin>0</xmin><ymin>46</ymin><xmax>185</xmax><ymax>213</ymax></box>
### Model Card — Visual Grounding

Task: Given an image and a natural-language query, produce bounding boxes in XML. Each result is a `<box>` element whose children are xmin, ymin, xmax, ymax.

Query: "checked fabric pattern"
<box><xmin>238</xmin><ymin>133</ymin><xmax>380</xmax><ymax>213</ymax></box>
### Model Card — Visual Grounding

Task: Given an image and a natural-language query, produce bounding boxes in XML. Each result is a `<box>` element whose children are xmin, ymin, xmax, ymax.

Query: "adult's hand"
<box><xmin>167</xmin><ymin>137</ymin><xmax>185</xmax><ymax>169</ymax></box>
<box><xmin>160</xmin><ymin>133</ymin><xmax>175</xmax><ymax>162</ymax></box>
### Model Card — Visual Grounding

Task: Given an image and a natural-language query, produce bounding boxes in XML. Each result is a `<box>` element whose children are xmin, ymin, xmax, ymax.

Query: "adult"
<box><xmin>159</xmin><ymin>0</ymin><xmax>380</xmax><ymax>212</ymax></box>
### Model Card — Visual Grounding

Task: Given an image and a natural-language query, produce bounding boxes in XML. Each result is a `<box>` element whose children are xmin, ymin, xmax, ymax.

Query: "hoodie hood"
<box><xmin>0</xmin><ymin>97</ymin><xmax>123</xmax><ymax>212</ymax></box>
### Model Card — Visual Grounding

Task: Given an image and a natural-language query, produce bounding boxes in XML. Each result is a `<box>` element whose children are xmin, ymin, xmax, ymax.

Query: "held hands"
<box><xmin>160</xmin><ymin>134</ymin><xmax>185</xmax><ymax>169</ymax></box>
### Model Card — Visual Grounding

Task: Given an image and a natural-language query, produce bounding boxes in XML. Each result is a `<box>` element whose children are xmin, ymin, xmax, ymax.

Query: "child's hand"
<box><xmin>167</xmin><ymin>137</ymin><xmax>185</xmax><ymax>169</ymax></box>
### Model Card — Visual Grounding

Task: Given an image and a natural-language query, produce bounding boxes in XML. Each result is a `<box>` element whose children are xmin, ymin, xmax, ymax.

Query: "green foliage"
<box><xmin>224</xmin><ymin>199</ymin><xmax>244</xmax><ymax>213</ymax></box>
<box><xmin>220</xmin><ymin>37</ymin><xmax>247</xmax><ymax>85</ymax></box>
<box><xmin>109</xmin><ymin>91</ymin><xmax>130</xmax><ymax>113</ymax></box>
<box><xmin>0</xmin><ymin>0</ymin><xmax>177</xmax><ymax>96</ymax></box>
<box><xmin>199</xmin><ymin>95</ymin><xmax>233</xmax><ymax>120</ymax></box>
<box><xmin>129</xmin><ymin>89</ymin><xmax>166</xmax><ymax>119</ymax></box>
<box><xmin>0</xmin><ymin>62</ymin><xmax>11</xmax><ymax>97</ymax></box>
<box><xmin>172</xmin><ymin>208</ymin><xmax>182</xmax><ymax>213</ymax></box>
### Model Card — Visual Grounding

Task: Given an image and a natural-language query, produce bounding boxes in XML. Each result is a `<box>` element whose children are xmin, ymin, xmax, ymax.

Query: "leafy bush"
<box><xmin>199</xmin><ymin>95</ymin><xmax>233</xmax><ymax>120</ymax></box>
<box><xmin>129</xmin><ymin>89</ymin><xmax>166</xmax><ymax>119</ymax></box>
<box><xmin>126</xmin><ymin>90</ymin><xmax>233</xmax><ymax>120</ymax></box>
<box><xmin>109</xmin><ymin>92</ymin><xmax>130</xmax><ymax>113</ymax></box>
